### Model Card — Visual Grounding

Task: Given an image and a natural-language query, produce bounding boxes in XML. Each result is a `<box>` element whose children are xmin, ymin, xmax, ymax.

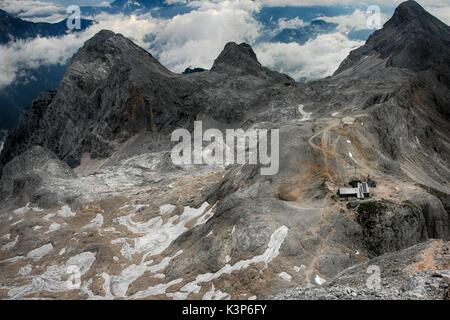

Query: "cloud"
<box><xmin>1</xmin><ymin>0</ymin><xmax>64</xmax><ymax>18</ymax></box>
<box><xmin>0</xmin><ymin>35</ymin><xmax>77</xmax><ymax>87</ymax></box>
<box><xmin>255</xmin><ymin>33</ymin><xmax>363</xmax><ymax>81</ymax></box>
<box><xmin>276</xmin><ymin>17</ymin><xmax>307</xmax><ymax>30</ymax></box>
<box><xmin>151</xmin><ymin>0</ymin><xmax>261</xmax><ymax>72</ymax></box>
<box><xmin>320</xmin><ymin>9</ymin><xmax>390</xmax><ymax>33</ymax></box>
<box><xmin>427</xmin><ymin>6</ymin><xmax>450</xmax><ymax>25</ymax></box>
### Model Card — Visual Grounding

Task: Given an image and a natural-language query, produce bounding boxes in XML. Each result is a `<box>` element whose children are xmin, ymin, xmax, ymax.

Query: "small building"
<box><xmin>338</xmin><ymin>182</ymin><xmax>370</xmax><ymax>200</ymax></box>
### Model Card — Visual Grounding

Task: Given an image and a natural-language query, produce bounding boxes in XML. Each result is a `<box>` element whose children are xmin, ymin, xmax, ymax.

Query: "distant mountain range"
<box><xmin>0</xmin><ymin>9</ymin><xmax>94</xmax><ymax>45</ymax></box>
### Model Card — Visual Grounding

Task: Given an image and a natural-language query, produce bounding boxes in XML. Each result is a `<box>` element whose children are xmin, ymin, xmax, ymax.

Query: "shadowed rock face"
<box><xmin>357</xmin><ymin>201</ymin><xmax>429</xmax><ymax>257</ymax></box>
<box><xmin>0</xmin><ymin>1</ymin><xmax>449</xmax><ymax>301</ymax></box>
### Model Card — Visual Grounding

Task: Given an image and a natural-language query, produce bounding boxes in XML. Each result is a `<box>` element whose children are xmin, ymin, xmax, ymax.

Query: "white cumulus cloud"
<box><xmin>255</xmin><ymin>33</ymin><xmax>363</xmax><ymax>81</ymax></box>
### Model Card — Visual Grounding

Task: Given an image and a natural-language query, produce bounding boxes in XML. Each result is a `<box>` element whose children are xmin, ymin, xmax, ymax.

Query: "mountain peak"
<box><xmin>80</xmin><ymin>29</ymin><xmax>147</xmax><ymax>59</ymax></box>
<box><xmin>211</xmin><ymin>42</ymin><xmax>261</xmax><ymax>74</ymax></box>
<box><xmin>335</xmin><ymin>0</ymin><xmax>450</xmax><ymax>74</ymax></box>
<box><xmin>388</xmin><ymin>0</ymin><xmax>442</xmax><ymax>29</ymax></box>
<box><xmin>66</xmin><ymin>29</ymin><xmax>174</xmax><ymax>91</ymax></box>
<box><xmin>85</xmin><ymin>29</ymin><xmax>117</xmax><ymax>45</ymax></box>
<box><xmin>395</xmin><ymin>0</ymin><xmax>426</xmax><ymax>16</ymax></box>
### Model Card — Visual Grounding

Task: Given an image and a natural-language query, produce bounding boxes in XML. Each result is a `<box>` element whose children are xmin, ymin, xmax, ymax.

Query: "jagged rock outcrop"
<box><xmin>409</xmin><ymin>193</ymin><xmax>450</xmax><ymax>240</ymax></box>
<box><xmin>0</xmin><ymin>146</ymin><xmax>76</xmax><ymax>207</ymax></box>
<box><xmin>356</xmin><ymin>196</ymin><xmax>449</xmax><ymax>257</ymax></box>
<box><xmin>0</xmin><ymin>91</ymin><xmax>56</xmax><ymax>168</ymax></box>
<box><xmin>357</xmin><ymin>201</ymin><xmax>428</xmax><ymax>256</ymax></box>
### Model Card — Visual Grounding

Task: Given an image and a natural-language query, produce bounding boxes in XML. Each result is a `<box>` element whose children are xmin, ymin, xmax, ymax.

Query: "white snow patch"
<box><xmin>43</xmin><ymin>213</ymin><xmax>56</xmax><ymax>220</ymax></box>
<box><xmin>18</xmin><ymin>264</ymin><xmax>33</xmax><ymax>277</ymax></box>
<box><xmin>1</xmin><ymin>255</ymin><xmax>24</xmax><ymax>263</ymax></box>
<box><xmin>170</xmin><ymin>226</ymin><xmax>289</xmax><ymax>299</ymax></box>
<box><xmin>57</xmin><ymin>205</ymin><xmax>76</xmax><ymax>218</ymax></box>
<box><xmin>8</xmin><ymin>252</ymin><xmax>96</xmax><ymax>299</ymax></box>
<box><xmin>33</xmin><ymin>225</ymin><xmax>42</xmax><ymax>231</ymax></box>
<box><xmin>11</xmin><ymin>219</ymin><xmax>23</xmax><ymax>226</ymax></box>
<box><xmin>130</xmin><ymin>279</ymin><xmax>183</xmax><ymax>299</ymax></box>
<box><xmin>202</xmin><ymin>284</ymin><xmax>230</xmax><ymax>300</ymax></box>
<box><xmin>298</xmin><ymin>104</ymin><xmax>312</xmax><ymax>121</ymax></box>
<box><xmin>248</xmin><ymin>295</ymin><xmax>257</xmax><ymax>300</ymax></box>
<box><xmin>315</xmin><ymin>274</ymin><xmax>326</xmax><ymax>285</ymax></box>
<box><xmin>332</xmin><ymin>112</ymin><xmax>339</xmax><ymax>117</ymax></box>
<box><xmin>13</xmin><ymin>203</ymin><xmax>43</xmax><ymax>214</ymax></box>
<box><xmin>159</xmin><ymin>204</ymin><xmax>176</xmax><ymax>216</ymax></box>
<box><xmin>294</xmin><ymin>265</ymin><xmax>306</xmax><ymax>272</ymax></box>
<box><xmin>85</xmin><ymin>251</ymin><xmax>183</xmax><ymax>299</ymax></box>
<box><xmin>114</xmin><ymin>202</ymin><xmax>212</xmax><ymax>260</ymax></box>
<box><xmin>27</xmin><ymin>243</ymin><xmax>53</xmax><ymax>261</ymax></box>
<box><xmin>348</xmin><ymin>152</ymin><xmax>353</xmax><ymax>158</ymax></box>
<box><xmin>278</xmin><ymin>272</ymin><xmax>292</xmax><ymax>282</ymax></box>
<box><xmin>1</xmin><ymin>236</ymin><xmax>19</xmax><ymax>251</ymax></box>
<box><xmin>46</xmin><ymin>222</ymin><xmax>63</xmax><ymax>234</ymax></box>
<box><xmin>347</xmin><ymin>140</ymin><xmax>351</xmax><ymax>144</ymax></box>
<box><xmin>225</xmin><ymin>255</ymin><xmax>231</xmax><ymax>263</ymax></box>
<box><xmin>1</xmin><ymin>233</ymin><xmax>11</xmax><ymax>240</ymax></box>
<box><xmin>82</xmin><ymin>214</ymin><xmax>104</xmax><ymax>230</ymax></box>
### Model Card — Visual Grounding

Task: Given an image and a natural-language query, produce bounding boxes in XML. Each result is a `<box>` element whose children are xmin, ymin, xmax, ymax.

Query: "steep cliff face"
<box><xmin>0</xmin><ymin>91</ymin><xmax>56</xmax><ymax>168</ymax></box>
